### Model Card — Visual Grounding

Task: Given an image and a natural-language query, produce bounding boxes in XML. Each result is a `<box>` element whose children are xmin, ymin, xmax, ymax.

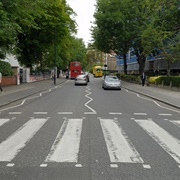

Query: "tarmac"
<box><xmin>0</xmin><ymin>76</ymin><xmax>179</xmax><ymax>110</ymax></box>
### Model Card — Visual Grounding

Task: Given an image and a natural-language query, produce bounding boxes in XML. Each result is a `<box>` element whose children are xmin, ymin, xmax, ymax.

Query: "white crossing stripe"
<box><xmin>0</xmin><ymin>118</ymin><xmax>48</xmax><ymax>161</ymax></box>
<box><xmin>135</xmin><ymin>119</ymin><xmax>180</xmax><ymax>164</ymax></box>
<box><xmin>0</xmin><ymin>119</ymin><xmax>10</xmax><ymax>127</ymax></box>
<box><xmin>45</xmin><ymin>118</ymin><xmax>83</xmax><ymax>162</ymax></box>
<box><xmin>100</xmin><ymin>119</ymin><xmax>144</xmax><ymax>163</ymax></box>
<box><xmin>170</xmin><ymin>120</ymin><xmax>180</xmax><ymax>127</ymax></box>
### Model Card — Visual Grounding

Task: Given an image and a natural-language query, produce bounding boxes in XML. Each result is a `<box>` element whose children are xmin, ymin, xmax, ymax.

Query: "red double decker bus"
<box><xmin>69</xmin><ymin>61</ymin><xmax>81</xmax><ymax>79</ymax></box>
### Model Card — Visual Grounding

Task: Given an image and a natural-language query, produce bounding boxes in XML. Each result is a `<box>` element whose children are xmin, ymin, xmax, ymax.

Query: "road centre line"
<box><xmin>84</xmin><ymin>86</ymin><xmax>97</xmax><ymax>114</ymax></box>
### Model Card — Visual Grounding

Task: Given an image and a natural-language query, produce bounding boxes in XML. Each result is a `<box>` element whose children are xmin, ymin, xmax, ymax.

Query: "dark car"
<box><xmin>102</xmin><ymin>75</ymin><xmax>121</xmax><ymax>90</ymax></box>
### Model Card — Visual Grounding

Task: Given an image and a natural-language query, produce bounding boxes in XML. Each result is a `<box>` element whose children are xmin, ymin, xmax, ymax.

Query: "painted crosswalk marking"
<box><xmin>0</xmin><ymin>119</ymin><xmax>10</xmax><ymax>127</ymax></box>
<box><xmin>45</xmin><ymin>118</ymin><xmax>83</xmax><ymax>162</ymax></box>
<box><xmin>0</xmin><ymin>118</ymin><xmax>48</xmax><ymax>161</ymax></box>
<box><xmin>170</xmin><ymin>120</ymin><xmax>180</xmax><ymax>127</ymax></box>
<box><xmin>100</xmin><ymin>118</ymin><xmax>144</xmax><ymax>163</ymax></box>
<box><xmin>135</xmin><ymin>119</ymin><xmax>180</xmax><ymax>164</ymax></box>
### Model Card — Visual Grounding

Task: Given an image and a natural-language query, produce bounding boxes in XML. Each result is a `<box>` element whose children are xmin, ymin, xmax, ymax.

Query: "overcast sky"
<box><xmin>67</xmin><ymin>0</ymin><xmax>96</xmax><ymax>46</ymax></box>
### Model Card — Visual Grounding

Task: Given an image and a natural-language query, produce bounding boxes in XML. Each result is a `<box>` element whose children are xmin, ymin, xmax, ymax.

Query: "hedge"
<box><xmin>0</xmin><ymin>61</ymin><xmax>13</xmax><ymax>76</ymax></box>
<box><xmin>118</xmin><ymin>74</ymin><xmax>180</xmax><ymax>88</ymax></box>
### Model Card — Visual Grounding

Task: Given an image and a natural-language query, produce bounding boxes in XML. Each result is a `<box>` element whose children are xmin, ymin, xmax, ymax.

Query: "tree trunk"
<box><xmin>167</xmin><ymin>59</ymin><xmax>171</xmax><ymax>76</ymax></box>
<box><xmin>123</xmin><ymin>53</ymin><xmax>127</xmax><ymax>74</ymax></box>
<box><xmin>137</xmin><ymin>54</ymin><xmax>146</xmax><ymax>75</ymax></box>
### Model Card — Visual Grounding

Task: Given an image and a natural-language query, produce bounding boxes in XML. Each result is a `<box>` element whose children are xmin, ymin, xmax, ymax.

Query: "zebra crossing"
<box><xmin>0</xmin><ymin>116</ymin><xmax>180</xmax><ymax>168</ymax></box>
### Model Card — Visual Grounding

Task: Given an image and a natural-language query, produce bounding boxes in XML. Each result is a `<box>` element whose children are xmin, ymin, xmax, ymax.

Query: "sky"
<box><xmin>67</xmin><ymin>0</ymin><xmax>96</xmax><ymax>46</ymax></box>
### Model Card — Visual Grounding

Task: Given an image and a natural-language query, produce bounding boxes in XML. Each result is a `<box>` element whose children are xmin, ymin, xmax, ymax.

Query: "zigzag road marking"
<box><xmin>84</xmin><ymin>86</ymin><xmax>97</xmax><ymax>114</ymax></box>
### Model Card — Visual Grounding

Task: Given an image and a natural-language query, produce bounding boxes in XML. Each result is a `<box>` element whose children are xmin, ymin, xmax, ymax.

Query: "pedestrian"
<box><xmin>141</xmin><ymin>72</ymin><xmax>146</xmax><ymax>86</ymax></box>
<box><xmin>0</xmin><ymin>72</ymin><xmax>3</xmax><ymax>93</ymax></box>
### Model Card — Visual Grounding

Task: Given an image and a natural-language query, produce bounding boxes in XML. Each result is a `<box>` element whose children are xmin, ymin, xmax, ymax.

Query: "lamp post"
<box><xmin>54</xmin><ymin>27</ymin><xmax>56</xmax><ymax>85</ymax></box>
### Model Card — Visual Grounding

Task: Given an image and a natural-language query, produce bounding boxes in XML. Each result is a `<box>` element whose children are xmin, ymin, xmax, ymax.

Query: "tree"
<box><xmin>15</xmin><ymin>0</ymin><xmax>77</xmax><ymax>70</ymax></box>
<box><xmin>141</xmin><ymin>0</ymin><xmax>180</xmax><ymax>76</ymax></box>
<box><xmin>92</xmin><ymin>0</ymin><xmax>180</xmax><ymax>75</ymax></box>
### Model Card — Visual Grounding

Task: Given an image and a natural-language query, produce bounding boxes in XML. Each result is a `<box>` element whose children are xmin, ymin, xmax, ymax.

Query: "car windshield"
<box><xmin>105</xmin><ymin>76</ymin><xmax>119</xmax><ymax>81</ymax></box>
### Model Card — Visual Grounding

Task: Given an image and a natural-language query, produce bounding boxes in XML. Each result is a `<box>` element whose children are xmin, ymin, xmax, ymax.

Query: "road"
<box><xmin>0</xmin><ymin>76</ymin><xmax>180</xmax><ymax>180</ymax></box>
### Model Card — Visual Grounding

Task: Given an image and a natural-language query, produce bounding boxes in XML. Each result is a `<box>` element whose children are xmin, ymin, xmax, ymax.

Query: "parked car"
<box><xmin>75</xmin><ymin>74</ymin><xmax>88</xmax><ymax>85</ymax></box>
<box><xmin>102</xmin><ymin>75</ymin><xmax>121</xmax><ymax>90</ymax></box>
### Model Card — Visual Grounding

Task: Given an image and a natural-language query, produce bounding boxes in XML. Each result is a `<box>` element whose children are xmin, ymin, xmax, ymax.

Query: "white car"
<box><xmin>75</xmin><ymin>74</ymin><xmax>88</xmax><ymax>85</ymax></box>
<box><xmin>102</xmin><ymin>75</ymin><xmax>121</xmax><ymax>90</ymax></box>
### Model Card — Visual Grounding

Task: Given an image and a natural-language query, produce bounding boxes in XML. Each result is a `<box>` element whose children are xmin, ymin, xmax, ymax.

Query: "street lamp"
<box><xmin>54</xmin><ymin>27</ymin><xmax>56</xmax><ymax>85</ymax></box>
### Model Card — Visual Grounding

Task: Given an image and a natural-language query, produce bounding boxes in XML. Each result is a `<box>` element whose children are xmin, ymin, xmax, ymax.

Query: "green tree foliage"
<box><xmin>0</xmin><ymin>0</ymin><xmax>87</xmax><ymax>72</ymax></box>
<box><xmin>92</xmin><ymin>0</ymin><xmax>180</xmax><ymax>75</ymax></box>
<box><xmin>68</xmin><ymin>37</ymin><xmax>87</xmax><ymax>69</ymax></box>
<box><xmin>0</xmin><ymin>61</ymin><xmax>13</xmax><ymax>76</ymax></box>
<box><xmin>15</xmin><ymin>0</ymin><xmax>77</xmax><ymax>70</ymax></box>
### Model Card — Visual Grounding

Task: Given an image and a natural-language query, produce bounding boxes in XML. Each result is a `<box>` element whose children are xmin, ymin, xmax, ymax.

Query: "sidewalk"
<box><xmin>0</xmin><ymin>78</ymin><xmax>179</xmax><ymax>109</ymax></box>
<box><xmin>121</xmin><ymin>81</ymin><xmax>180</xmax><ymax>109</ymax></box>
<box><xmin>0</xmin><ymin>77</ymin><xmax>67</xmax><ymax>107</ymax></box>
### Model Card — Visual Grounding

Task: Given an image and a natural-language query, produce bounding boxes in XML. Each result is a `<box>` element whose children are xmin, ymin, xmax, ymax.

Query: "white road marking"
<box><xmin>100</xmin><ymin>118</ymin><xmax>144</xmax><ymax>163</ymax></box>
<box><xmin>40</xmin><ymin>164</ymin><xmax>47</xmax><ymax>167</ymax></box>
<box><xmin>84</xmin><ymin>86</ymin><xmax>97</xmax><ymax>114</ymax></box>
<box><xmin>110</xmin><ymin>164</ymin><xmax>118</xmax><ymax>168</ymax></box>
<box><xmin>57</xmin><ymin>112</ymin><xmax>73</xmax><ymax>115</ymax></box>
<box><xmin>134</xmin><ymin>113</ymin><xmax>147</xmax><ymax>115</ymax></box>
<box><xmin>9</xmin><ymin>112</ymin><xmax>22</xmax><ymax>115</ymax></box>
<box><xmin>135</xmin><ymin>119</ymin><xmax>180</xmax><ymax>164</ymax></box>
<box><xmin>45</xmin><ymin>118</ymin><xmax>83</xmax><ymax>162</ymax></box>
<box><xmin>0</xmin><ymin>119</ymin><xmax>10</xmax><ymax>127</ymax></box>
<box><xmin>109</xmin><ymin>112</ymin><xmax>122</xmax><ymax>115</ymax></box>
<box><xmin>0</xmin><ymin>118</ymin><xmax>48</xmax><ymax>161</ymax></box>
<box><xmin>159</xmin><ymin>114</ymin><xmax>172</xmax><ymax>116</ymax></box>
<box><xmin>34</xmin><ymin>112</ymin><xmax>48</xmax><ymax>114</ymax></box>
<box><xmin>0</xmin><ymin>81</ymin><xmax>67</xmax><ymax>112</ymax></box>
<box><xmin>6</xmin><ymin>163</ymin><xmax>14</xmax><ymax>167</ymax></box>
<box><xmin>143</xmin><ymin>164</ymin><xmax>151</xmax><ymax>169</ymax></box>
<box><xmin>170</xmin><ymin>121</ymin><xmax>180</xmax><ymax>127</ymax></box>
<box><xmin>75</xmin><ymin>164</ymin><xmax>82</xmax><ymax>167</ymax></box>
<box><xmin>125</xmin><ymin>90</ymin><xmax>180</xmax><ymax>113</ymax></box>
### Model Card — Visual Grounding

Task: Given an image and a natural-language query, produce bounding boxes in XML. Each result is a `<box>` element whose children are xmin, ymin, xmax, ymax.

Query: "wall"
<box><xmin>2</xmin><ymin>76</ymin><xmax>17</xmax><ymax>86</ymax></box>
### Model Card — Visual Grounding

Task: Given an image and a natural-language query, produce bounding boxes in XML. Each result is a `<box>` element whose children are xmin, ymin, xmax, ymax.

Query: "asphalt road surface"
<box><xmin>0</xmin><ymin>76</ymin><xmax>180</xmax><ymax>180</ymax></box>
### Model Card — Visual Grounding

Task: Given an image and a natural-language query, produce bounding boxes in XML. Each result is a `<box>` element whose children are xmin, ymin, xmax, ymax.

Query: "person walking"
<box><xmin>0</xmin><ymin>72</ymin><xmax>3</xmax><ymax>93</ymax></box>
<box><xmin>141</xmin><ymin>72</ymin><xmax>146</xmax><ymax>86</ymax></box>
